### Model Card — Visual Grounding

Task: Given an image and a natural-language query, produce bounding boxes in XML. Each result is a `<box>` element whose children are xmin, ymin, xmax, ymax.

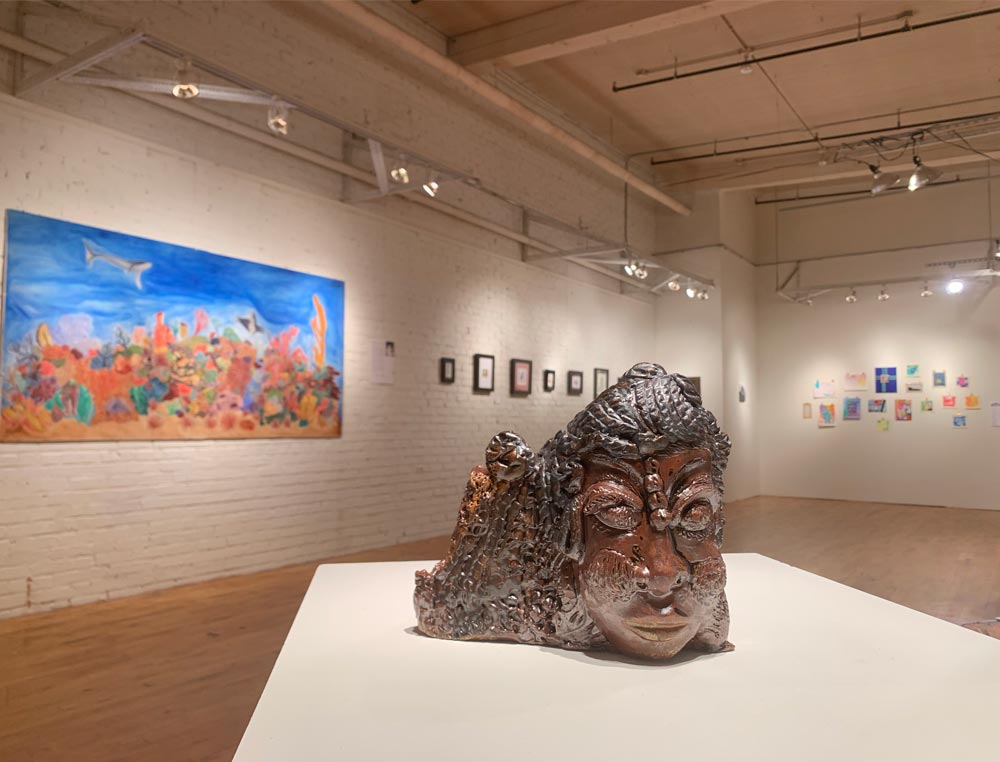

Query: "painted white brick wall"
<box><xmin>0</xmin><ymin>97</ymin><xmax>656</xmax><ymax>618</ymax></box>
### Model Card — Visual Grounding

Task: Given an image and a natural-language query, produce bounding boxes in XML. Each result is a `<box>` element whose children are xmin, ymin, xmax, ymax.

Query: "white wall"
<box><xmin>0</xmin><ymin>96</ymin><xmax>658</xmax><ymax>618</ymax></box>
<box><xmin>756</xmin><ymin>254</ymin><xmax>1000</xmax><ymax>510</ymax></box>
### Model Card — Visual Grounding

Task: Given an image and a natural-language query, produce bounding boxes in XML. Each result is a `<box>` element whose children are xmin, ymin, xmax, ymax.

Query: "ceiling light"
<box><xmin>624</xmin><ymin>261</ymin><xmax>636</xmax><ymax>276</ymax></box>
<box><xmin>390</xmin><ymin>167</ymin><xmax>410</xmax><ymax>184</ymax></box>
<box><xmin>993</xmin><ymin>239</ymin><xmax>1000</xmax><ymax>259</ymax></box>
<box><xmin>817</xmin><ymin>148</ymin><xmax>834</xmax><ymax>167</ymax></box>
<box><xmin>635</xmin><ymin>264</ymin><xmax>649</xmax><ymax>280</ymax></box>
<box><xmin>946</xmin><ymin>278</ymin><xmax>964</xmax><ymax>294</ymax></box>
<box><xmin>685</xmin><ymin>286</ymin><xmax>697</xmax><ymax>299</ymax></box>
<box><xmin>666</xmin><ymin>279</ymin><xmax>681</xmax><ymax>291</ymax></box>
<box><xmin>700</xmin><ymin>290</ymin><xmax>710</xmax><ymax>300</ymax></box>
<box><xmin>920</xmin><ymin>283</ymin><xmax>933</xmax><ymax>298</ymax></box>
<box><xmin>869</xmin><ymin>164</ymin><xmax>900</xmax><ymax>195</ymax></box>
<box><xmin>422</xmin><ymin>175</ymin><xmax>440</xmax><ymax>197</ymax></box>
<box><xmin>877</xmin><ymin>287</ymin><xmax>890</xmax><ymax>302</ymax></box>
<box><xmin>804</xmin><ymin>298</ymin><xmax>813</xmax><ymax>306</ymax></box>
<box><xmin>739</xmin><ymin>53</ymin><xmax>753</xmax><ymax>74</ymax></box>
<box><xmin>908</xmin><ymin>156</ymin><xmax>941</xmax><ymax>192</ymax></box>
<box><xmin>171</xmin><ymin>59</ymin><xmax>199</xmax><ymax>99</ymax></box>
<box><xmin>267</xmin><ymin>99</ymin><xmax>289</xmax><ymax>136</ymax></box>
<box><xmin>845</xmin><ymin>289</ymin><xmax>857</xmax><ymax>303</ymax></box>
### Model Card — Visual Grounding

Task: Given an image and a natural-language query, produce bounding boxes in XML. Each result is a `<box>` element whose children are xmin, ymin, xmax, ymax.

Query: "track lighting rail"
<box><xmin>613</xmin><ymin>7</ymin><xmax>1000</xmax><ymax>93</ymax></box>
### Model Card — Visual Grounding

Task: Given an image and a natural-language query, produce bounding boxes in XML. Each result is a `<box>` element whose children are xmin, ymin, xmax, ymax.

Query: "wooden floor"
<box><xmin>1</xmin><ymin>496</ymin><xmax>998</xmax><ymax>762</ymax></box>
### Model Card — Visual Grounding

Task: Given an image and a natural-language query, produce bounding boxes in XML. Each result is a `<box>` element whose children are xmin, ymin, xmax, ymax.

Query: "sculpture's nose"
<box><xmin>641</xmin><ymin>534</ymin><xmax>690</xmax><ymax>598</ymax></box>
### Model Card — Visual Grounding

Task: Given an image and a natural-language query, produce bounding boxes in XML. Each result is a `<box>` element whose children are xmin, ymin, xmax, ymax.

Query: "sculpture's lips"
<box><xmin>625</xmin><ymin>616</ymin><xmax>691</xmax><ymax>641</ymax></box>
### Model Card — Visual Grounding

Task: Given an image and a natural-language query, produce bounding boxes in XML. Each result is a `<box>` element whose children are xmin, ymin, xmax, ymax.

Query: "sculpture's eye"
<box><xmin>680</xmin><ymin>500</ymin><xmax>713</xmax><ymax>531</ymax></box>
<box><xmin>593</xmin><ymin>502</ymin><xmax>642</xmax><ymax>531</ymax></box>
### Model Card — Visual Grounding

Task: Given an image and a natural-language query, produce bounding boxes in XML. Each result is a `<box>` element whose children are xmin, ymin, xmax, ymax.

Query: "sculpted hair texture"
<box><xmin>413</xmin><ymin>363</ymin><xmax>731</xmax><ymax>649</ymax></box>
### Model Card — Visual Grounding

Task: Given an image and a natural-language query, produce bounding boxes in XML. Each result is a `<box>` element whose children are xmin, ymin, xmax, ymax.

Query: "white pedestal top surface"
<box><xmin>234</xmin><ymin>554</ymin><xmax>1000</xmax><ymax>761</ymax></box>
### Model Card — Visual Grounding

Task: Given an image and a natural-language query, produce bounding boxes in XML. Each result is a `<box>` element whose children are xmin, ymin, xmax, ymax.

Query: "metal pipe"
<box><xmin>613</xmin><ymin>7</ymin><xmax>1000</xmax><ymax>93</ymax></box>
<box><xmin>322</xmin><ymin>1</ymin><xmax>691</xmax><ymax>216</ymax></box>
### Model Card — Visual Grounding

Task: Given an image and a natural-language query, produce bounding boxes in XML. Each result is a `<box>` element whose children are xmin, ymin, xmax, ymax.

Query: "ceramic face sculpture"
<box><xmin>414</xmin><ymin>363</ymin><xmax>733</xmax><ymax>660</ymax></box>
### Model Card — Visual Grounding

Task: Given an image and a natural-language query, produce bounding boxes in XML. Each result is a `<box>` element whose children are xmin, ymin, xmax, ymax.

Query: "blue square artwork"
<box><xmin>875</xmin><ymin>367</ymin><xmax>897</xmax><ymax>394</ymax></box>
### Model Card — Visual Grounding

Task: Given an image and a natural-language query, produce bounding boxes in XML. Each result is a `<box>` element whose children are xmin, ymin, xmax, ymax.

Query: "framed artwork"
<box><xmin>510</xmin><ymin>359</ymin><xmax>532</xmax><ymax>395</ymax></box>
<box><xmin>688</xmin><ymin>376</ymin><xmax>702</xmax><ymax>396</ymax></box>
<box><xmin>843</xmin><ymin>397</ymin><xmax>861</xmax><ymax>420</ymax></box>
<box><xmin>956</xmin><ymin>374</ymin><xmax>969</xmax><ymax>388</ymax></box>
<box><xmin>439</xmin><ymin>357</ymin><xmax>455</xmax><ymax>384</ymax></box>
<box><xmin>868</xmin><ymin>399</ymin><xmax>886</xmax><ymax>413</ymax></box>
<box><xmin>875</xmin><ymin>367</ymin><xmax>897</xmax><ymax>394</ymax></box>
<box><xmin>933</xmin><ymin>371</ymin><xmax>946</xmax><ymax>387</ymax></box>
<box><xmin>920</xmin><ymin>399</ymin><xmax>934</xmax><ymax>413</ymax></box>
<box><xmin>906</xmin><ymin>364</ymin><xmax>920</xmax><ymax>377</ymax></box>
<box><xmin>876</xmin><ymin>417</ymin><xmax>890</xmax><ymax>432</ymax></box>
<box><xmin>818</xmin><ymin>402</ymin><xmax>835</xmax><ymax>427</ymax></box>
<box><xmin>543</xmin><ymin>369</ymin><xmax>555</xmax><ymax>392</ymax></box>
<box><xmin>844</xmin><ymin>371</ymin><xmax>867</xmax><ymax>391</ymax></box>
<box><xmin>593</xmin><ymin>368</ymin><xmax>610</xmax><ymax>398</ymax></box>
<box><xmin>812</xmin><ymin>379</ymin><xmax>836</xmax><ymax>398</ymax></box>
<box><xmin>906</xmin><ymin>379</ymin><xmax>923</xmax><ymax>392</ymax></box>
<box><xmin>964</xmin><ymin>394</ymin><xmax>980</xmax><ymax>410</ymax></box>
<box><xmin>1</xmin><ymin>211</ymin><xmax>344</xmax><ymax>441</ymax></box>
<box><xmin>895</xmin><ymin>398</ymin><xmax>912</xmax><ymax>421</ymax></box>
<box><xmin>802</xmin><ymin>402</ymin><xmax>812</xmax><ymax>419</ymax></box>
<box><xmin>738</xmin><ymin>385</ymin><xmax>746</xmax><ymax>403</ymax></box>
<box><xmin>953</xmin><ymin>414</ymin><xmax>967</xmax><ymax>428</ymax></box>
<box><xmin>943</xmin><ymin>395</ymin><xmax>956</xmax><ymax>408</ymax></box>
<box><xmin>473</xmin><ymin>353</ymin><xmax>495</xmax><ymax>392</ymax></box>
<box><xmin>567</xmin><ymin>370</ymin><xmax>584</xmax><ymax>396</ymax></box>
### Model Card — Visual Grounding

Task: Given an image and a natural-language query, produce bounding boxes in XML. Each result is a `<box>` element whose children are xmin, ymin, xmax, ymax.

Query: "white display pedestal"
<box><xmin>233</xmin><ymin>554</ymin><xmax>1000</xmax><ymax>761</ymax></box>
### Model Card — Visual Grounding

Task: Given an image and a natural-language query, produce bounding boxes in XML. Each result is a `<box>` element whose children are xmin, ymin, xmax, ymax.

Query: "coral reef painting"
<box><xmin>1</xmin><ymin>211</ymin><xmax>344</xmax><ymax>441</ymax></box>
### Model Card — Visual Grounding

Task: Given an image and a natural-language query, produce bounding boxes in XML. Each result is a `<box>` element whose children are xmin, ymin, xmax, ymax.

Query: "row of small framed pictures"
<box><xmin>439</xmin><ymin>355</ymin><xmax>610</xmax><ymax>397</ymax></box>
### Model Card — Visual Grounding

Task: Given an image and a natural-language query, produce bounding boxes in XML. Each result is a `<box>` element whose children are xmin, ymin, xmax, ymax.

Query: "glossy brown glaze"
<box><xmin>414</xmin><ymin>363</ymin><xmax>733</xmax><ymax>660</ymax></box>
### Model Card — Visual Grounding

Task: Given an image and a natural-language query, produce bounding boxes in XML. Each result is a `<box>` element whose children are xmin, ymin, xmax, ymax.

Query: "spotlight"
<box><xmin>946</xmin><ymin>278</ymin><xmax>964</xmax><ymax>294</ymax></box>
<box><xmin>877</xmin><ymin>287</ymin><xmax>890</xmax><ymax>302</ymax></box>
<box><xmin>422</xmin><ymin>174</ymin><xmax>440</xmax><ymax>197</ymax></box>
<box><xmin>267</xmin><ymin>99</ymin><xmax>289</xmax><ymax>136</ymax></box>
<box><xmin>172</xmin><ymin>59</ymin><xmax>199</xmax><ymax>99</ymax></box>
<box><xmin>634</xmin><ymin>264</ymin><xmax>649</xmax><ymax>280</ymax></box>
<box><xmin>390</xmin><ymin>167</ymin><xmax>409</xmax><ymax>184</ymax></box>
<box><xmin>739</xmin><ymin>53</ymin><xmax>753</xmax><ymax>74</ymax></box>
<box><xmin>908</xmin><ymin>156</ymin><xmax>941</xmax><ymax>192</ymax></box>
<box><xmin>869</xmin><ymin>164</ymin><xmax>900</xmax><ymax>195</ymax></box>
<box><xmin>920</xmin><ymin>283</ymin><xmax>933</xmax><ymax>298</ymax></box>
<box><xmin>685</xmin><ymin>286</ymin><xmax>697</xmax><ymax>299</ymax></box>
<box><xmin>817</xmin><ymin>148</ymin><xmax>834</xmax><ymax>167</ymax></box>
<box><xmin>993</xmin><ymin>239</ymin><xmax>1000</xmax><ymax>259</ymax></box>
<box><xmin>804</xmin><ymin>298</ymin><xmax>814</xmax><ymax>306</ymax></box>
<box><xmin>666</xmin><ymin>279</ymin><xmax>681</xmax><ymax>292</ymax></box>
<box><xmin>700</xmin><ymin>290</ymin><xmax>710</xmax><ymax>300</ymax></box>
<box><xmin>845</xmin><ymin>289</ymin><xmax>857</xmax><ymax>303</ymax></box>
<box><xmin>624</xmin><ymin>261</ymin><xmax>636</xmax><ymax>276</ymax></box>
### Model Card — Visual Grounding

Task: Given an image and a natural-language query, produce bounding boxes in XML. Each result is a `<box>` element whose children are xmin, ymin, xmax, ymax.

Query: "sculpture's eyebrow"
<box><xmin>666</xmin><ymin>457</ymin><xmax>712</xmax><ymax>503</ymax></box>
<box><xmin>587</xmin><ymin>456</ymin><xmax>643</xmax><ymax>493</ymax></box>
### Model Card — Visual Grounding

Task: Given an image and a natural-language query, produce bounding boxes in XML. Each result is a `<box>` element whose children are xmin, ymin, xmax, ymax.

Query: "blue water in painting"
<box><xmin>2</xmin><ymin>210</ymin><xmax>344</xmax><ymax>376</ymax></box>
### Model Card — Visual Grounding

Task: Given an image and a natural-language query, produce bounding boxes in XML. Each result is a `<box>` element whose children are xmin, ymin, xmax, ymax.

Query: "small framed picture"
<box><xmin>543</xmin><ymin>369</ymin><xmax>555</xmax><ymax>392</ymax></box>
<box><xmin>802</xmin><ymin>402</ymin><xmax>812</xmax><ymax>419</ymax></box>
<box><xmin>510</xmin><ymin>359</ymin><xmax>532</xmax><ymax>395</ymax></box>
<box><xmin>594</xmin><ymin>368</ymin><xmax>610</xmax><ymax>398</ymax></box>
<box><xmin>567</xmin><ymin>370</ymin><xmax>584</xmax><ymax>395</ymax></box>
<box><xmin>473</xmin><ymin>353</ymin><xmax>495</xmax><ymax>393</ymax></box>
<box><xmin>439</xmin><ymin>357</ymin><xmax>455</xmax><ymax>384</ymax></box>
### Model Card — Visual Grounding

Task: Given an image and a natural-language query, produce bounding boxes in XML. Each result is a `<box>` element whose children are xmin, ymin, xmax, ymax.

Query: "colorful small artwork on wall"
<box><xmin>964</xmin><ymin>393</ymin><xmax>980</xmax><ymax>410</ymax></box>
<box><xmin>868</xmin><ymin>399</ymin><xmax>886</xmax><ymax>413</ymax></box>
<box><xmin>813</xmin><ymin>379</ymin><xmax>836</xmax><ymax>398</ymax></box>
<box><xmin>1</xmin><ymin>211</ymin><xmax>344</xmax><ymax>441</ymax></box>
<box><xmin>843</xmin><ymin>371</ymin><xmax>867</xmax><ymax>391</ymax></box>
<box><xmin>956</xmin><ymin>374</ymin><xmax>969</xmax><ymax>388</ymax></box>
<box><xmin>943</xmin><ymin>395</ymin><xmax>957</xmax><ymax>408</ymax></box>
<box><xmin>920</xmin><ymin>399</ymin><xmax>934</xmax><ymax>413</ymax></box>
<box><xmin>473</xmin><ymin>353</ymin><xmax>495</xmax><ymax>392</ymax></box>
<box><xmin>876</xmin><ymin>417</ymin><xmax>890</xmax><ymax>432</ymax></box>
<box><xmin>802</xmin><ymin>402</ymin><xmax>813</xmax><ymax>419</ymax></box>
<box><xmin>933</xmin><ymin>371</ymin><xmax>946</xmax><ymax>387</ymax></box>
<box><xmin>875</xmin><ymin>367</ymin><xmax>897</xmax><ymax>394</ymax></box>
<box><xmin>953</xmin><ymin>414</ymin><xmax>967</xmax><ymax>428</ymax></box>
<box><xmin>818</xmin><ymin>402</ymin><xmax>835</xmax><ymax>427</ymax></box>
<box><xmin>510</xmin><ymin>359</ymin><xmax>532</xmax><ymax>395</ymax></box>
<box><xmin>543</xmin><ymin>369</ymin><xmax>555</xmax><ymax>392</ymax></box>
<box><xmin>567</xmin><ymin>370</ymin><xmax>583</xmax><ymax>396</ymax></box>
<box><xmin>895</xmin><ymin>398</ymin><xmax>912</xmax><ymax>421</ymax></box>
<box><xmin>906</xmin><ymin>379</ymin><xmax>923</xmax><ymax>392</ymax></box>
<box><xmin>843</xmin><ymin>397</ymin><xmax>861</xmax><ymax>420</ymax></box>
<box><xmin>906</xmin><ymin>364</ymin><xmax>919</xmax><ymax>377</ymax></box>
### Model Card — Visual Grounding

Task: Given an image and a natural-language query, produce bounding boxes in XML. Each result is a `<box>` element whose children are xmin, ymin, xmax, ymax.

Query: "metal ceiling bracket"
<box><xmin>16</xmin><ymin>28</ymin><xmax>144</xmax><ymax>97</ymax></box>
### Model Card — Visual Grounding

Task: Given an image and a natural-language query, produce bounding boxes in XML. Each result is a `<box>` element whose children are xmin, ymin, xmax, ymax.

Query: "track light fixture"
<box><xmin>623</xmin><ymin>260</ymin><xmax>649</xmax><ymax>280</ymax></box>
<box><xmin>993</xmin><ymin>239</ymin><xmax>1000</xmax><ymax>259</ymax></box>
<box><xmin>920</xmin><ymin>283</ymin><xmax>933</xmax><ymax>298</ymax></box>
<box><xmin>845</xmin><ymin>289</ymin><xmax>857</xmax><ymax>303</ymax></box>
<box><xmin>666</xmin><ymin>279</ymin><xmax>681</xmax><ymax>291</ymax></box>
<box><xmin>685</xmin><ymin>286</ymin><xmax>697</xmax><ymax>299</ymax></box>
<box><xmin>267</xmin><ymin>99</ymin><xmax>289</xmax><ymax>136</ymax></box>
<box><xmin>739</xmin><ymin>52</ymin><xmax>754</xmax><ymax>74</ymax></box>
<box><xmin>946</xmin><ymin>278</ymin><xmax>964</xmax><ymax>294</ymax></box>
<box><xmin>877</xmin><ymin>287</ymin><xmax>890</xmax><ymax>302</ymax></box>
<box><xmin>389</xmin><ymin>167</ymin><xmax>410</xmax><ymax>184</ymax></box>
<box><xmin>868</xmin><ymin>164</ymin><xmax>900</xmax><ymax>195</ymax></box>
<box><xmin>908</xmin><ymin>155</ymin><xmax>941</xmax><ymax>192</ymax></box>
<box><xmin>422</xmin><ymin>174</ymin><xmax>440</xmax><ymax>197</ymax></box>
<box><xmin>171</xmin><ymin>58</ymin><xmax>199</xmax><ymax>99</ymax></box>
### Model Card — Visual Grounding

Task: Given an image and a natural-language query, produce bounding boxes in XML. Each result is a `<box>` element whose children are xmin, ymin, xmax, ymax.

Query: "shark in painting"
<box><xmin>84</xmin><ymin>239</ymin><xmax>153</xmax><ymax>289</ymax></box>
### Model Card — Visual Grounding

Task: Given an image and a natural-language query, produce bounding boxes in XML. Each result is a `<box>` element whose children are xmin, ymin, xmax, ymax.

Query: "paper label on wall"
<box><xmin>371</xmin><ymin>340</ymin><xmax>395</xmax><ymax>385</ymax></box>
<box><xmin>992</xmin><ymin>402</ymin><xmax>1000</xmax><ymax>427</ymax></box>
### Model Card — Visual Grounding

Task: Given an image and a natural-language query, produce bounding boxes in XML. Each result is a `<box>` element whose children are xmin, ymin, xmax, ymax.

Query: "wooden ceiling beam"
<box><xmin>449</xmin><ymin>0</ymin><xmax>770</xmax><ymax>71</ymax></box>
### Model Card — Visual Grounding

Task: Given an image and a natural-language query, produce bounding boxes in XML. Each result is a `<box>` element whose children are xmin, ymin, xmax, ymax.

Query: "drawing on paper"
<box><xmin>875</xmin><ymin>367</ymin><xmax>897</xmax><ymax>394</ymax></box>
<box><xmin>843</xmin><ymin>371</ymin><xmax>867</xmax><ymax>391</ymax></box>
<box><xmin>868</xmin><ymin>399</ymin><xmax>886</xmax><ymax>413</ymax></box>
<box><xmin>818</xmin><ymin>402</ymin><xmax>835</xmax><ymax>427</ymax></box>
<box><xmin>843</xmin><ymin>397</ymin><xmax>861</xmax><ymax>420</ymax></box>
<box><xmin>813</xmin><ymin>379</ymin><xmax>836</xmax><ymax>398</ymax></box>
<box><xmin>895</xmin><ymin>398</ymin><xmax>912</xmax><ymax>421</ymax></box>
